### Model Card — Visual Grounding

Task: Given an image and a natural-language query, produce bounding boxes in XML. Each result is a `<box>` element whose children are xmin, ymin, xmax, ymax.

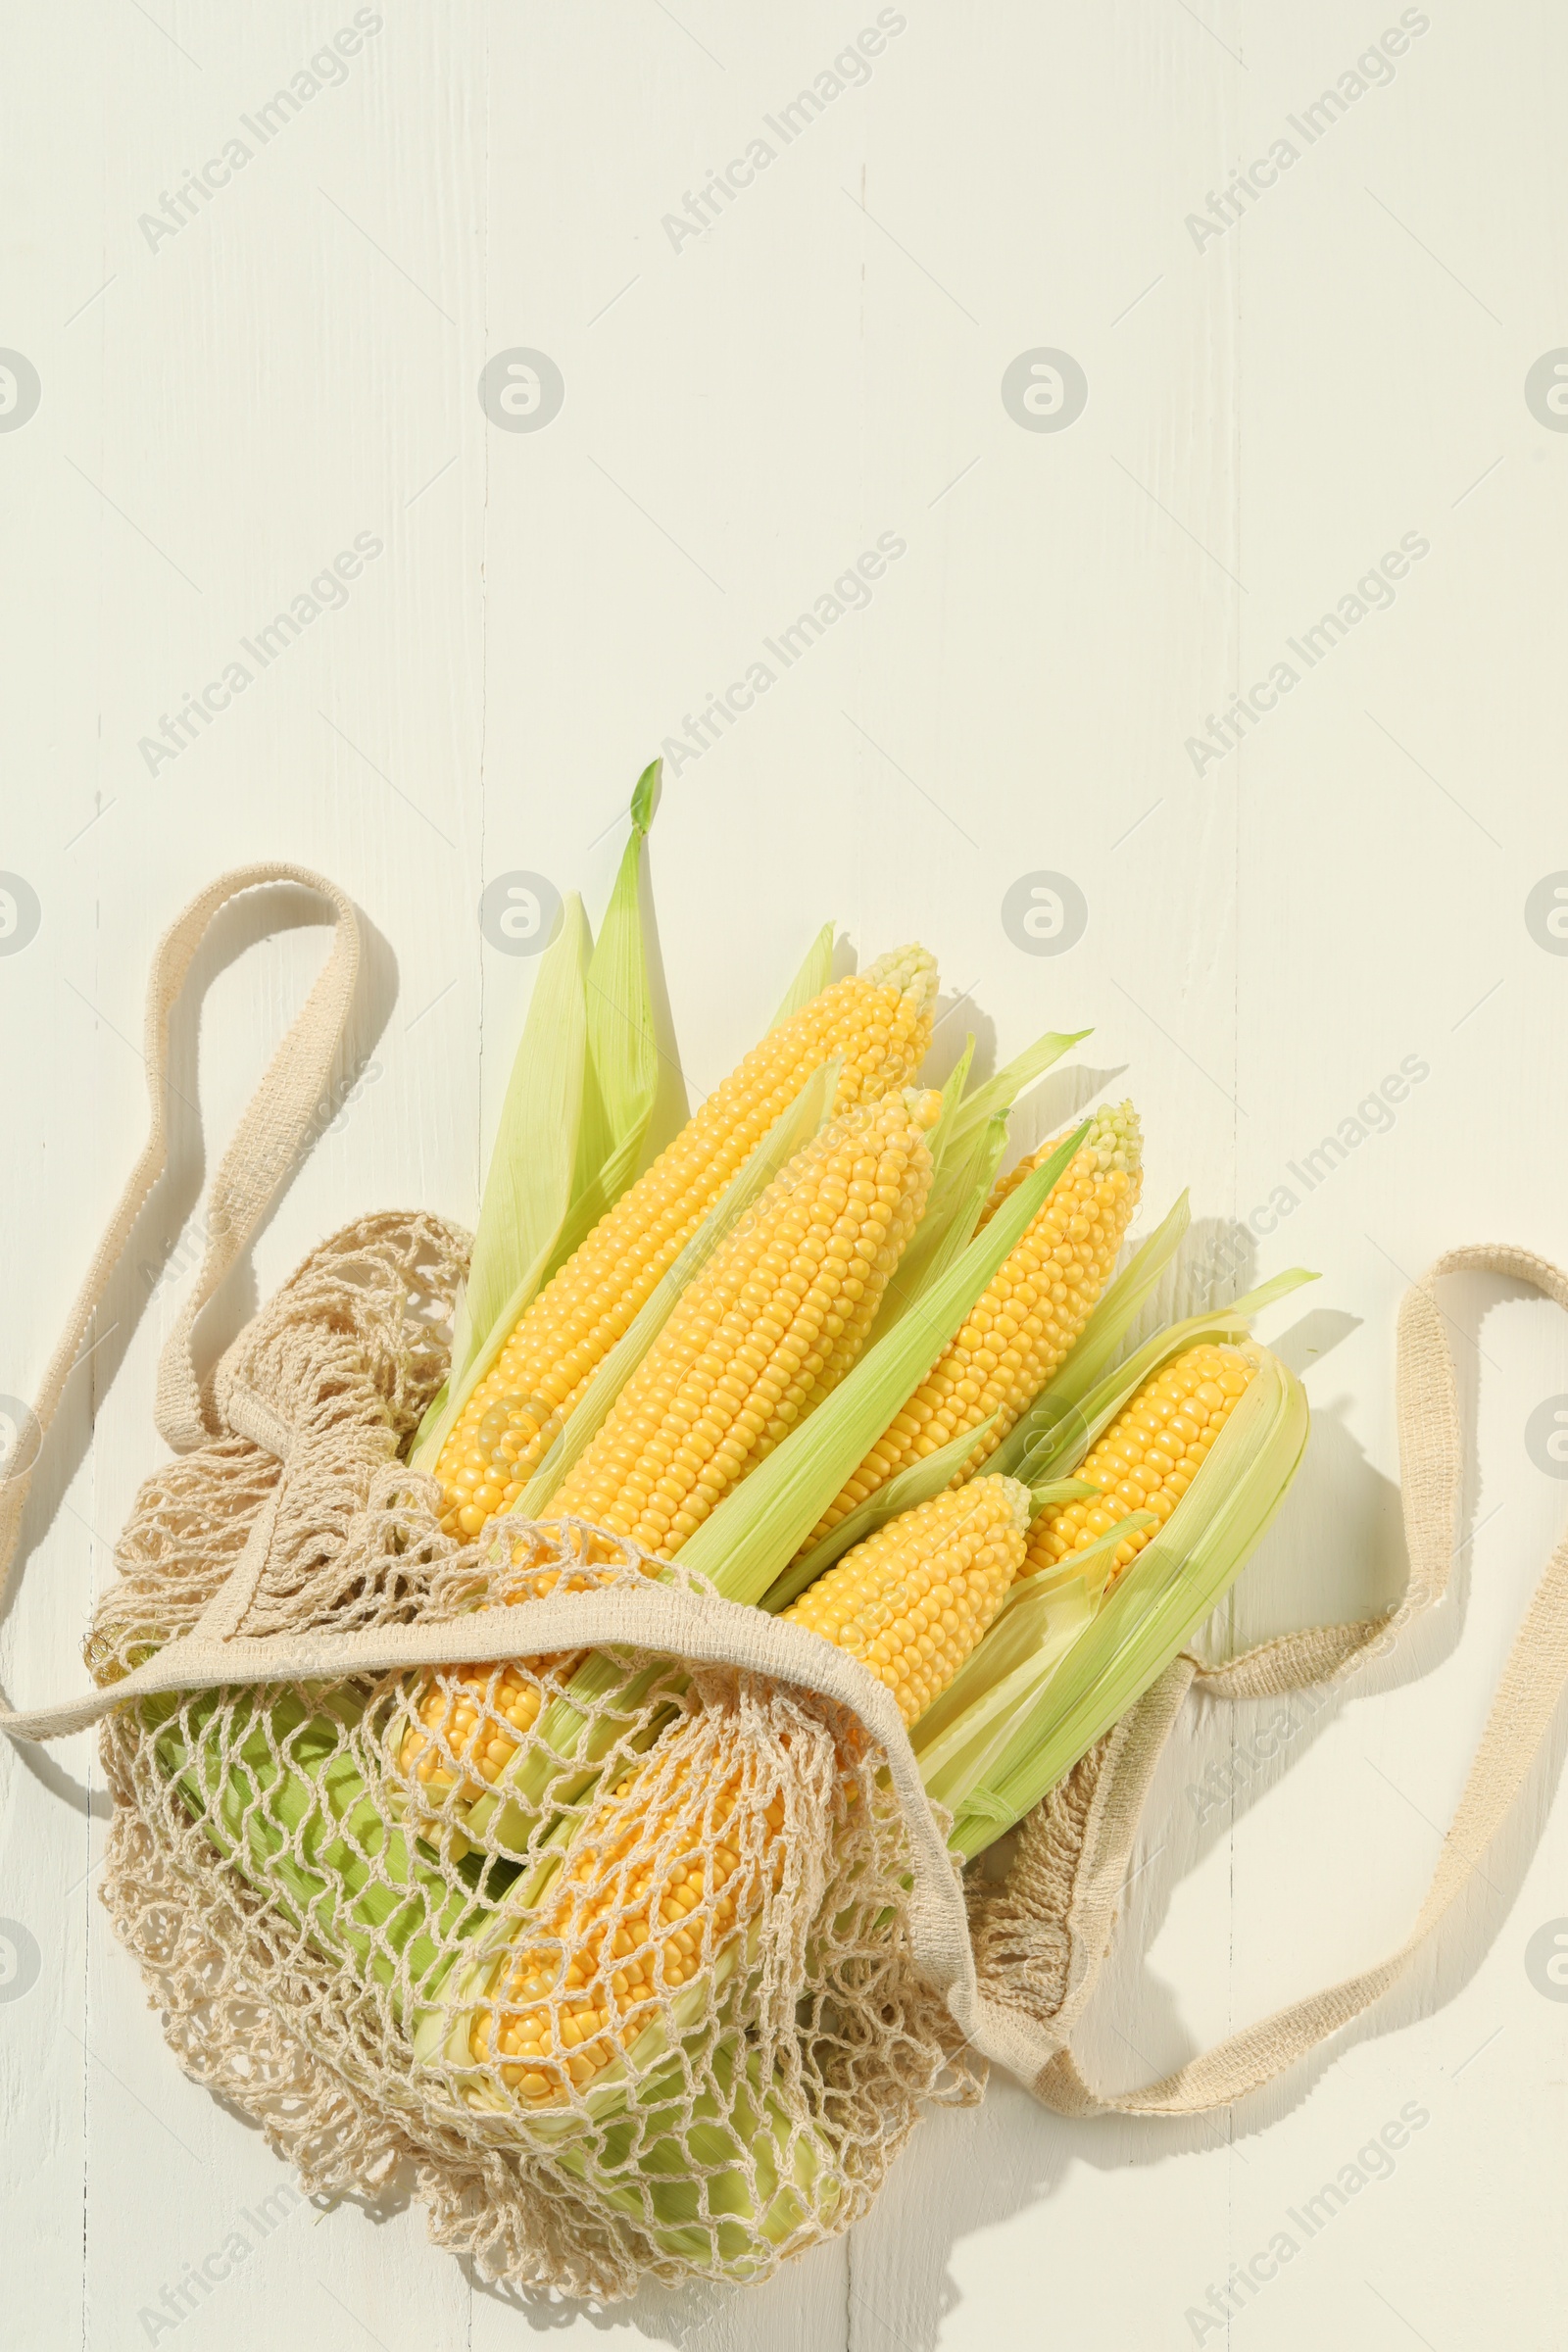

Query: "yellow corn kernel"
<box><xmin>542</xmin><ymin>1089</ymin><xmax>942</xmax><ymax>1559</ymax></box>
<box><xmin>1023</xmin><ymin>1340</ymin><xmax>1259</xmax><ymax>1584</ymax></box>
<box><xmin>434</xmin><ymin>949</ymin><xmax>937</xmax><ymax>1541</ymax></box>
<box><xmin>782</xmin><ymin>1475</ymin><xmax>1029</xmax><ymax>1724</ymax></box>
<box><xmin>799</xmin><ymin>1102</ymin><xmax>1142</xmax><ymax>1552</ymax></box>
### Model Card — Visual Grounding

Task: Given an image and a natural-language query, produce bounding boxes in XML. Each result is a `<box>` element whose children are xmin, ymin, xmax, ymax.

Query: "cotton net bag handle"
<box><xmin>0</xmin><ymin>863</ymin><xmax>361</xmax><ymax>1649</ymax></box>
<box><xmin>1029</xmin><ymin>1243</ymin><xmax>1568</xmax><ymax>2118</ymax></box>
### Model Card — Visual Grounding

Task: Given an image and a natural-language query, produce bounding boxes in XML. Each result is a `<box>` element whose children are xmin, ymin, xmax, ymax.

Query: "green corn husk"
<box><xmin>561</xmin><ymin>760</ymin><xmax>662</xmax><ymax>1258</ymax></box>
<box><xmin>942</xmin><ymin>1028</ymin><xmax>1094</xmax><ymax>1168</ymax></box>
<box><xmin>944</xmin><ymin>1340</ymin><xmax>1309</xmax><ymax>1858</ymax></box>
<box><xmin>143</xmin><ymin>1685</ymin><xmax>489</xmax><ymax>2007</ymax></box>
<box><xmin>550</xmin><ymin>2033</ymin><xmax>832</xmax><ymax>2276</ymax></box>
<box><xmin>871</xmin><ymin>1028</ymin><xmax>1090</xmax><ymax>1338</ymax></box>
<box><xmin>769</xmin><ymin>922</ymin><xmax>835</xmax><ymax>1027</ymax></box>
<box><xmin>412</xmin><ymin>769</ymin><xmax>660</xmax><ymax>1471</ymax></box>
<box><xmin>411</xmin><ymin>900</ymin><xmax>592</xmax><ymax>1470</ymax></box>
<box><xmin>996</xmin><ymin>1265</ymin><xmax>1316</xmax><ymax>1490</ymax></box>
<box><xmin>910</xmin><ymin>1572</ymin><xmax>1098</xmax><ymax>1808</ymax></box>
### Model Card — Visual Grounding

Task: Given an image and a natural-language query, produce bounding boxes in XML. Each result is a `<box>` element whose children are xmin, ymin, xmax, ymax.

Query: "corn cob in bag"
<box><xmin>5</xmin><ymin>789</ymin><xmax>1565</xmax><ymax>2302</ymax></box>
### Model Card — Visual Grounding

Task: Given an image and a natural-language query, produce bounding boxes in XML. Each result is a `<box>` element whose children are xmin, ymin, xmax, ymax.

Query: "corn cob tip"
<box><xmin>862</xmin><ymin>941</ymin><xmax>939</xmax><ymax>1017</ymax></box>
<box><xmin>908</xmin><ymin>1086</ymin><xmax>944</xmax><ymax>1131</ymax></box>
<box><xmin>1081</xmin><ymin>1098</ymin><xmax>1141</xmax><ymax>1176</ymax></box>
<box><xmin>997</xmin><ymin>1471</ymin><xmax>1032</xmax><ymax>1533</ymax></box>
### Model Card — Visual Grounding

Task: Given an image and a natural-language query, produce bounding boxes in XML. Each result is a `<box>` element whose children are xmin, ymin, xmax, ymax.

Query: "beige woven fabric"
<box><xmin>0</xmin><ymin>859</ymin><xmax>358</xmax><ymax>1629</ymax></box>
<box><xmin>2</xmin><ymin>864</ymin><xmax>1565</xmax><ymax>2286</ymax></box>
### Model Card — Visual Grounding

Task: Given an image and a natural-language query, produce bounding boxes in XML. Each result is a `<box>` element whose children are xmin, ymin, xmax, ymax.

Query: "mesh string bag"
<box><xmin>87</xmin><ymin>1206</ymin><xmax>977</xmax><ymax>2296</ymax></box>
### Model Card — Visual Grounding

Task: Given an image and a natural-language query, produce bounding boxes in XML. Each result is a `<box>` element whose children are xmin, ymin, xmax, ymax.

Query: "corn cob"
<box><xmin>780</xmin><ymin>1477</ymin><xmax>1028</xmax><ymax>1724</ymax></box>
<box><xmin>401</xmin><ymin>1089</ymin><xmax>942</xmax><ymax>1799</ymax></box>
<box><xmin>1023</xmin><ymin>1340</ymin><xmax>1258</xmax><ymax>1586</ymax></box>
<box><xmin>455</xmin><ymin>1476</ymin><xmax>1028</xmax><ymax>2104</ymax></box>
<box><xmin>541</xmin><ymin>1088</ymin><xmax>943</xmax><ymax>1555</ymax></box>
<box><xmin>470</xmin><ymin>1760</ymin><xmax>781</xmax><ymax>2100</ymax></box>
<box><xmin>434</xmin><ymin>950</ymin><xmax>937</xmax><ymax>1540</ymax></box>
<box><xmin>797</xmin><ymin>1102</ymin><xmax>1141</xmax><ymax>1553</ymax></box>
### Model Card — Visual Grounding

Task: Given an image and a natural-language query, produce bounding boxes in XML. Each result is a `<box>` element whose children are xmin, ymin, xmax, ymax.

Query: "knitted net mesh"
<box><xmin>87</xmin><ymin>1211</ymin><xmax>1034</xmax><ymax>2300</ymax></box>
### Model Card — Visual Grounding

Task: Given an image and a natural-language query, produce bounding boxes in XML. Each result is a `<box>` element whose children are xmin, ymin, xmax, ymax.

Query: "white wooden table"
<box><xmin>5</xmin><ymin>5</ymin><xmax>1567</xmax><ymax>2344</ymax></box>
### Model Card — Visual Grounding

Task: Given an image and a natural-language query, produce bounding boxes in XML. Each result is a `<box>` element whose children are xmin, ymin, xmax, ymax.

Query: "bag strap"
<box><xmin>0</xmin><ymin>864</ymin><xmax>361</xmax><ymax>1679</ymax></box>
<box><xmin>1031</xmin><ymin>1243</ymin><xmax>1568</xmax><ymax>2115</ymax></box>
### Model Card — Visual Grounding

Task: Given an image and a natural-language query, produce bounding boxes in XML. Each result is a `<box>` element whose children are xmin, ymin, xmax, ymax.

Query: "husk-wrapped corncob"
<box><xmin>433</xmin><ymin>951</ymin><xmax>938</xmax><ymax>1539</ymax></box>
<box><xmin>797</xmin><ymin>1103</ymin><xmax>1142</xmax><ymax>1554</ymax></box>
<box><xmin>422</xmin><ymin>1477</ymin><xmax>1031</xmax><ymax>2109</ymax></box>
<box><xmin>1022</xmin><ymin>1340</ymin><xmax>1256</xmax><ymax>1588</ymax></box>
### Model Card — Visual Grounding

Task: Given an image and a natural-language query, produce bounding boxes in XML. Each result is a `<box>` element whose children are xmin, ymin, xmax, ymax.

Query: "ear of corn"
<box><xmin>1022</xmin><ymin>1340</ymin><xmax>1258</xmax><ymax>1589</ymax></box>
<box><xmin>796</xmin><ymin>1102</ymin><xmax>1143</xmax><ymax>1554</ymax></box>
<box><xmin>943</xmin><ymin>1339</ymin><xmax>1309</xmax><ymax>1858</ymax></box>
<box><xmin>421</xmin><ymin>1477</ymin><xmax>1027</xmax><ymax>2113</ymax></box>
<box><xmin>439</xmin><ymin>1751</ymin><xmax>780</xmax><ymax>2107</ymax></box>
<box><xmin>540</xmin><ymin>1087</ymin><xmax>944</xmax><ymax>1556</ymax></box>
<box><xmin>1002</xmin><ymin>1266</ymin><xmax>1318</xmax><ymax>1492</ymax></box>
<box><xmin>430</xmin><ymin>946</ymin><xmax>938</xmax><ymax>1539</ymax></box>
<box><xmin>780</xmin><ymin>1476</ymin><xmax>1028</xmax><ymax>1724</ymax></box>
